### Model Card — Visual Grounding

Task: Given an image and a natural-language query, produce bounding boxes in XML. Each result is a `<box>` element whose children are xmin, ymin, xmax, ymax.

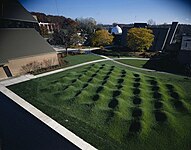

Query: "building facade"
<box><xmin>0</xmin><ymin>0</ymin><xmax>59</xmax><ymax>80</ymax></box>
<box><xmin>178</xmin><ymin>36</ymin><xmax>191</xmax><ymax>64</ymax></box>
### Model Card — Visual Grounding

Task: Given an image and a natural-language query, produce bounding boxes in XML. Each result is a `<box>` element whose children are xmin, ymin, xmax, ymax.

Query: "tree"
<box><xmin>40</xmin><ymin>25</ymin><xmax>48</xmax><ymax>37</ymax></box>
<box><xmin>147</xmin><ymin>19</ymin><xmax>156</xmax><ymax>26</ymax></box>
<box><xmin>76</xmin><ymin>17</ymin><xmax>96</xmax><ymax>35</ymax></box>
<box><xmin>51</xmin><ymin>26</ymin><xmax>82</xmax><ymax>55</ymax></box>
<box><xmin>91</xmin><ymin>30</ymin><xmax>114</xmax><ymax>47</ymax></box>
<box><xmin>127</xmin><ymin>28</ymin><xmax>154</xmax><ymax>52</ymax></box>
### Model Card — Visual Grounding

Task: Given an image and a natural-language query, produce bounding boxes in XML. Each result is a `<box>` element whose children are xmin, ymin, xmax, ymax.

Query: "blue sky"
<box><xmin>19</xmin><ymin>0</ymin><xmax>191</xmax><ymax>24</ymax></box>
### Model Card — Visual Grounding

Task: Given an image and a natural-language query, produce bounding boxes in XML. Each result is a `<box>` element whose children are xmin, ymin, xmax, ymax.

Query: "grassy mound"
<box><xmin>9</xmin><ymin>61</ymin><xmax>191</xmax><ymax>150</ymax></box>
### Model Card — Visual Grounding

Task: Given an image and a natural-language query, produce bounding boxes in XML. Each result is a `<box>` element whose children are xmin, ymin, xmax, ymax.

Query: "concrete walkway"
<box><xmin>0</xmin><ymin>85</ymin><xmax>97</xmax><ymax>150</ymax></box>
<box><xmin>113</xmin><ymin>57</ymin><xmax>150</xmax><ymax>60</ymax></box>
<box><xmin>0</xmin><ymin>91</ymin><xmax>80</xmax><ymax>150</ymax></box>
<box><xmin>97</xmin><ymin>54</ymin><xmax>188</xmax><ymax>77</ymax></box>
<box><xmin>52</xmin><ymin>45</ymin><xmax>100</xmax><ymax>53</ymax></box>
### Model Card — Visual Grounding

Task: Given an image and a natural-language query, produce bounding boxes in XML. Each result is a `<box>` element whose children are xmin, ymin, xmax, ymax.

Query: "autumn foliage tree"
<box><xmin>91</xmin><ymin>30</ymin><xmax>114</xmax><ymax>47</ymax></box>
<box><xmin>127</xmin><ymin>28</ymin><xmax>154</xmax><ymax>52</ymax></box>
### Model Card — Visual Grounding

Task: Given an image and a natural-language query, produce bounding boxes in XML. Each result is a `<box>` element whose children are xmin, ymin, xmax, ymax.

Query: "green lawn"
<box><xmin>117</xmin><ymin>59</ymin><xmax>148</xmax><ymax>68</ymax></box>
<box><xmin>9</xmin><ymin>61</ymin><xmax>191</xmax><ymax>150</ymax></box>
<box><xmin>64</xmin><ymin>54</ymin><xmax>102</xmax><ymax>66</ymax></box>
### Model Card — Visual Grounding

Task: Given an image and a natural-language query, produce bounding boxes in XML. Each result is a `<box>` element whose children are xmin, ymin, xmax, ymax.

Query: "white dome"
<box><xmin>111</xmin><ymin>25</ymin><xmax>122</xmax><ymax>35</ymax></box>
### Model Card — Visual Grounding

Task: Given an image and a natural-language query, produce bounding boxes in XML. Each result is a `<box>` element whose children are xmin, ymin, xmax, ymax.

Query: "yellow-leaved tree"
<box><xmin>91</xmin><ymin>30</ymin><xmax>114</xmax><ymax>47</ymax></box>
<box><xmin>127</xmin><ymin>28</ymin><xmax>154</xmax><ymax>52</ymax></box>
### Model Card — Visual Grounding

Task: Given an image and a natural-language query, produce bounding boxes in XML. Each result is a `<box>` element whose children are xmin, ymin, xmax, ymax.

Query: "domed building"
<box><xmin>111</xmin><ymin>25</ymin><xmax>122</xmax><ymax>35</ymax></box>
<box><xmin>111</xmin><ymin>25</ymin><xmax>123</xmax><ymax>45</ymax></box>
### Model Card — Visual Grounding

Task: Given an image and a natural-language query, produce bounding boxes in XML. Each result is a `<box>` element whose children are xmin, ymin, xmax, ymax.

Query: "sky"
<box><xmin>19</xmin><ymin>0</ymin><xmax>191</xmax><ymax>24</ymax></box>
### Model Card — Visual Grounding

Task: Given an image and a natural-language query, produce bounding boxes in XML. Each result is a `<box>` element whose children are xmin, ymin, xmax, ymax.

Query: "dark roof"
<box><xmin>0</xmin><ymin>28</ymin><xmax>56</xmax><ymax>65</ymax></box>
<box><xmin>0</xmin><ymin>0</ymin><xmax>37</xmax><ymax>23</ymax></box>
<box><xmin>134</xmin><ymin>23</ymin><xmax>148</xmax><ymax>28</ymax></box>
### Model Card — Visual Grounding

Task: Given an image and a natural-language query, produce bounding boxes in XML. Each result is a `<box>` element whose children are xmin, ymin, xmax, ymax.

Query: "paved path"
<box><xmin>52</xmin><ymin>45</ymin><xmax>100</xmax><ymax>53</ymax></box>
<box><xmin>113</xmin><ymin>57</ymin><xmax>150</xmax><ymax>60</ymax></box>
<box><xmin>97</xmin><ymin>54</ymin><xmax>188</xmax><ymax>77</ymax></box>
<box><xmin>0</xmin><ymin>85</ymin><xmax>97</xmax><ymax>150</ymax></box>
<box><xmin>0</xmin><ymin>91</ymin><xmax>80</xmax><ymax>150</ymax></box>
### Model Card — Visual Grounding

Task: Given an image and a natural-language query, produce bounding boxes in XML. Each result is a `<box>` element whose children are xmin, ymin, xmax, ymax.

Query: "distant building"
<box><xmin>111</xmin><ymin>25</ymin><xmax>122</xmax><ymax>35</ymax></box>
<box><xmin>112</xmin><ymin>22</ymin><xmax>178</xmax><ymax>51</ymax></box>
<box><xmin>0</xmin><ymin>0</ymin><xmax>40</xmax><ymax>32</ymax></box>
<box><xmin>32</xmin><ymin>15</ymin><xmax>59</xmax><ymax>34</ymax></box>
<box><xmin>39</xmin><ymin>22</ymin><xmax>58</xmax><ymax>34</ymax></box>
<box><xmin>178</xmin><ymin>36</ymin><xmax>191</xmax><ymax>64</ymax></box>
<box><xmin>0</xmin><ymin>0</ymin><xmax>59</xmax><ymax>80</ymax></box>
<box><xmin>134</xmin><ymin>23</ymin><xmax>148</xmax><ymax>28</ymax></box>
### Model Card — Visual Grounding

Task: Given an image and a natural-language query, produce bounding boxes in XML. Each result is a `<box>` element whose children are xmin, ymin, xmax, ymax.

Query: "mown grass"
<box><xmin>64</xmin><ymin>54</ymin><xmax>103</xmax><ymax>66</ymax></box>
<box><xmin>117</xmin><ymin>59</ymin><xmax>148</xmax><ymax>68</ymax></box>
<box><xmin>8</xmin><ymin>61</ymin><xmax>191</xmax><ymax>150</ymax></box>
